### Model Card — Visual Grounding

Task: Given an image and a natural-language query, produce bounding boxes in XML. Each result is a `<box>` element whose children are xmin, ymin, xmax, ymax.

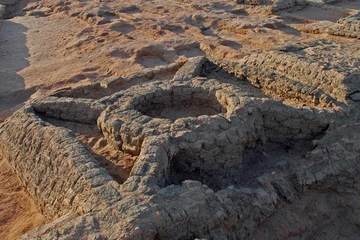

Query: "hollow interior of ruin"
<box><xmin>135</xmin><ymin>87</ymin><xmax>226</xmax><ymax>120</ymax></box>
<box><xmin>37</xmin><ymin>114</ymin><xmax>137</xmax><ymax>184</ymax></box>
<box><xmin>168</xmin><ymin>138</ymin><xmax>315</xmax><ymax>191</ymax></box>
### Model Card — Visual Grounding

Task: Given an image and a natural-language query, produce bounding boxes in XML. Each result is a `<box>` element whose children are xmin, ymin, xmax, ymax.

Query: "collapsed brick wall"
<box><xmin>0</xmin><ymin>52</ymin><xmax>359</xmax><ymax>239</ymax></box>
<box><xmin>329</xmin><ymin>13</ymin><xmax>360</xmax><ymax>39</ymax></box>
<box><xmin>202</xmin><ymin>41</ymin><xmax>359</xmax><ymax>107</ymax></box>
<box><xmin>0</xmin><ymin>107</ymin><xmax>121</xmax><ymax>218</ymax></box>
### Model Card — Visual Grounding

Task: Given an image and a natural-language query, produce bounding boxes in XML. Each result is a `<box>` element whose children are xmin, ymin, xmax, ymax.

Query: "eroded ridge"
<box><xmin>235</xmin><ymin>0</ymin><xmax>341</xmax><ymax>12</ymax></box>
<box><xmin>204</xmin><ymin>39</ymin><xmax>360</xmax><ymax>108</ymax></box>
<box><xmin>328</xmin><ymin>12</ymin><xmax>360</xmax><ymax>39</ymax></box>
<box><xmin>0</xmin><ymin>53</ymin><xmax>360</xmax><ymax>240</ymax></box>
<box><xmin>302</xmin><ymin>12</ymin><xmax>360</xmax><ymax>39</ymax></box>
<box><xmin>0</xmin><ymin>105</ymin><xmax>121</xmax><ymax>218</ymax></box>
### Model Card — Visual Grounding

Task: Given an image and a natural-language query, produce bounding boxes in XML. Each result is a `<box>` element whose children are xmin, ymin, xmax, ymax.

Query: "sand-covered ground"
<box><xmin>0</xmin><ymin>159</ymin><xmax>44</xmax><ymax>240</ymax></box>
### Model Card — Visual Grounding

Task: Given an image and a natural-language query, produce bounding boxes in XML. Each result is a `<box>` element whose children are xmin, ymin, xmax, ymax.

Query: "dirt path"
<box><xmin>0</xmin><ymin>11</ymin><xmax>96</xmax><ymax>238</ymax></box>
<box><xmin>0</xmin><ymin>14</ymin><xmax>91</xmax><ymax>120</ymax></box>
<box><xmin>0</xmin><ymin>16</ymin><xmax>50</xmax><ymax>240</ymax></box>
<box><xmin>0</xmin><ymin>17</ymin><xmax>43</xmax><ymax>240</ymax></box>
<box><xmin>0</xmin><ymin>18</ymin><xmax>31</xmax><ymax>120</ymax></box>
<box><xmin>0</xmin><ymin>20</ymin><xmax>28</xmax><ymax>97</ymax></box>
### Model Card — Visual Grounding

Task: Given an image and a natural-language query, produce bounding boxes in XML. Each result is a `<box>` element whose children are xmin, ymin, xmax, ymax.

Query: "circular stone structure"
<box><xmin>133</xmin><ymin>86</ymin><xmax>226</xmax><ymax>120</ymax></box>
<box><xmin>97</xmin><ymin>77</ymin><xmax>333</xmax><ymax>193</ymax></box>
<box><xmin>0</xmin><ymin>56</ymin><xmax>359</xmax><ymax>240</ymax></box>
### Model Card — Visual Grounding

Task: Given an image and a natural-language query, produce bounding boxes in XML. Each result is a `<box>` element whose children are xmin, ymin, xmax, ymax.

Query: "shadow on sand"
<box><xmin>0</xmin><ymin>20</ymin><xmax>34</xmax><ymax>120</ymax></box>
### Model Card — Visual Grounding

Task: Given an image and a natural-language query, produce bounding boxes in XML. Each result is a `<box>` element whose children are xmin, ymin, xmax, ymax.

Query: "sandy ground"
<box><xmin>0</xmin><ymin>0</ymin><xmax>359</xmax><ymax>238</ymax></box>
<box><xmin>0</xmin><ymin>159</ymin><xmax>45</xmax><ymax>240</ymax></box>
<box><xmin>0</xmin><ymin>14</ymin><xmax>95</xmax><ymax>120</ymax></box>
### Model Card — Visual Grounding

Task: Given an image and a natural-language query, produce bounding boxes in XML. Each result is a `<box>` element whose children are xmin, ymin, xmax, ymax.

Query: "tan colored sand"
<box><xmin>0</xmin><ymin>159</ymin><xmax>45</xmax><ymax>240</ymax></box>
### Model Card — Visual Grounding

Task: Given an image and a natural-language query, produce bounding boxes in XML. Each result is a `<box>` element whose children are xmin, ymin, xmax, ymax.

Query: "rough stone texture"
<box><xmin>32</xmin><ymin>97</ymin><xmax>106</xmax><ymax>124</ymax></box>
<box><xmin>300</xmin><ymin>12</ymin><xmax>360</xmax><ymax>39</ymax></box>
<box><xmin>0</xmin><ymin>0</ymin><xmax>360</xmax><ymax>239</ymax></box>
<box><xmin>236</xmin><ymin>0</ymin><xmax>338</xmax><ymax>11</ymax></box>
<box><xmin>0</xmin><ymin>46</ymin><xmax>359</xmax><ymax>239</ymax></box>
<box><xmin>328</xmin><ymin>12</ymin><xmax>360</xmax><ymax>39</ymax></box>
<box><xmin>0</xmin><ymin>106</ymin><xmax>121</xmax><ymax>218</ymax></box>
<box><xmin>203</xmin><ymin>39</ymin><xmax>360</xmax><ymax>107</ymax></box>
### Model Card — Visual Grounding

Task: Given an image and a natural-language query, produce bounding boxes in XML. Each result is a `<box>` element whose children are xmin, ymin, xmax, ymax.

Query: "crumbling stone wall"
<box><xmin>328</xmin><ymin>12</ymin><xmax>360</xmax><ymax>39</ymax></box>
<box><xmin>0</xmin><ymin>105</ymin><xmax>120</xmax><ymax>218</ymax></box>
<box><xmin>300</xmin><ymin>12</ymin><xmax>360</xmax><ymax>39</ymax></box>
<box><xmin>0</xmin><ymin>42</ymin><xmax>359</xmax><ymax>239</ymax></box>
<box><xmin>235</xmin><ymin>0</ymin><xmax>339</xmax><ymax>11</ymax></box>
<box><xmin>203</xmin><ymin>40</ymin><xmax>360</xmax><ymax>107</ymax></box>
